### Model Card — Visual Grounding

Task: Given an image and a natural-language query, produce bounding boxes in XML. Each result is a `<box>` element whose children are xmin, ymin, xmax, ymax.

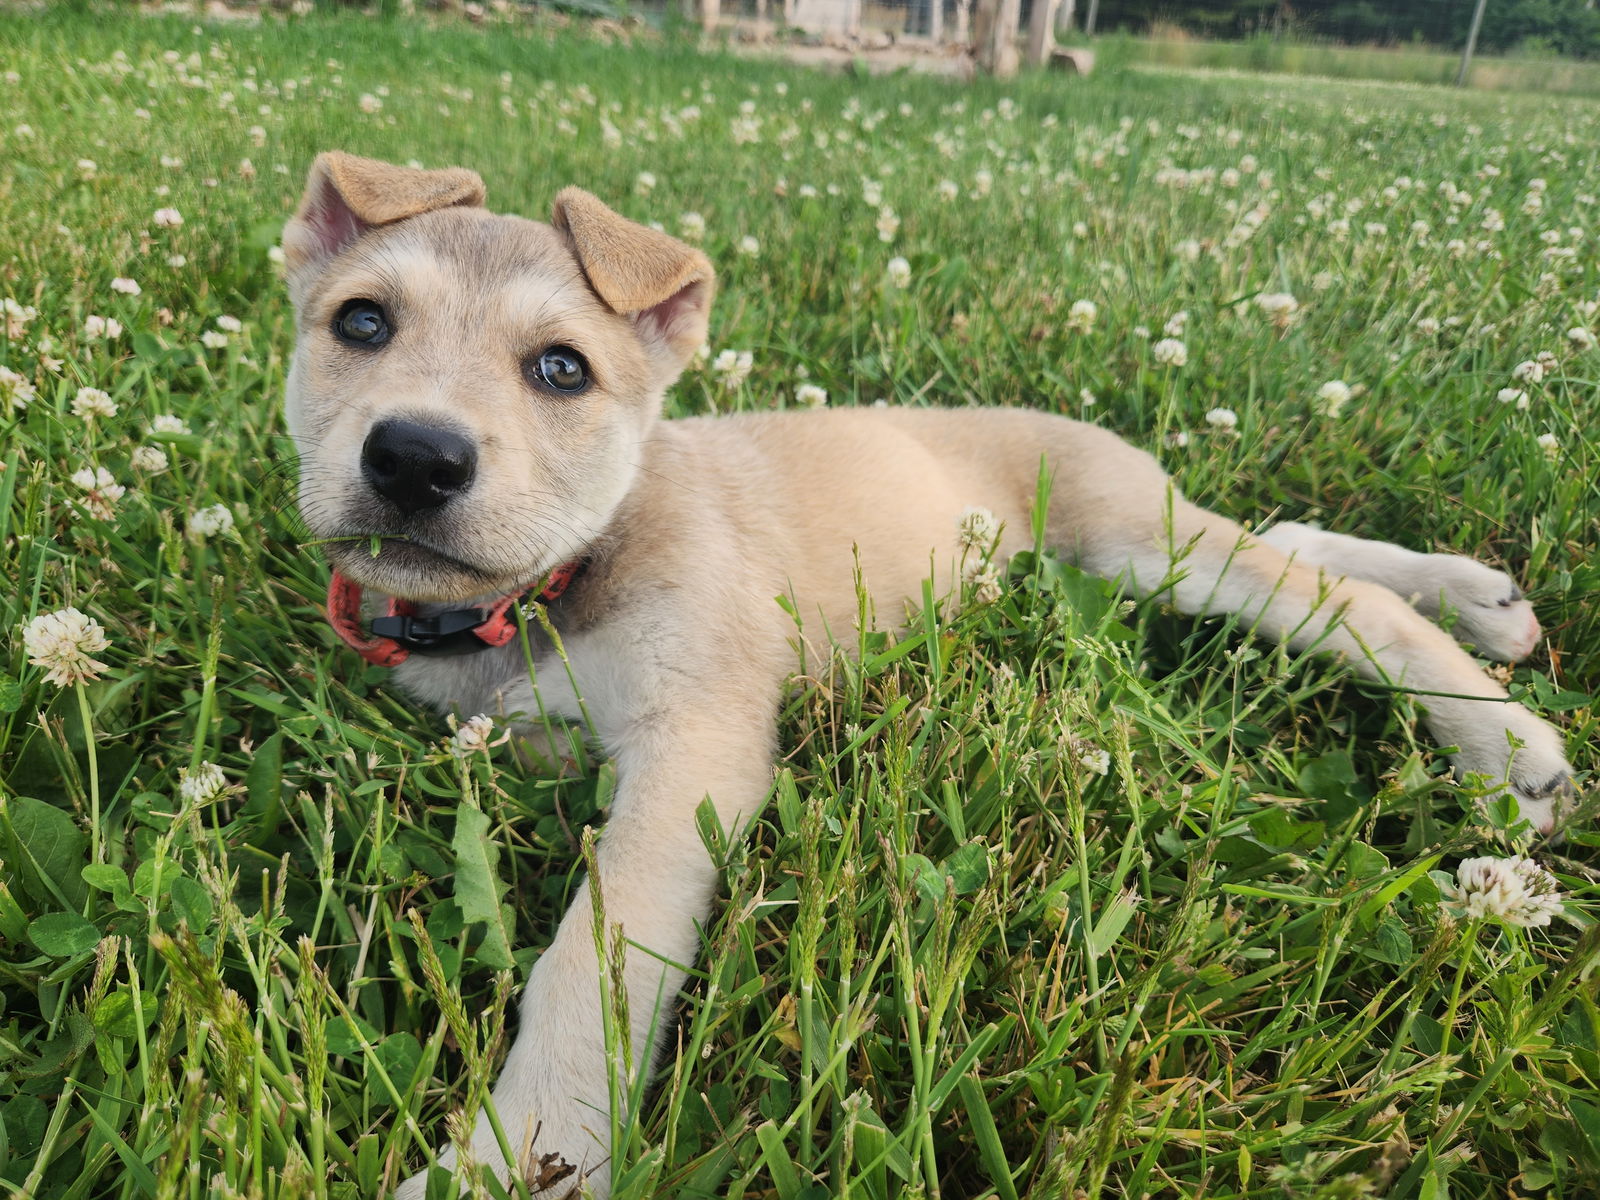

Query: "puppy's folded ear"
<box><xmin>283</xmin><ymin>152</ymin><xmax>485</xmax><ymax>289</ymax></box>
<box><xmin>552</xmin><ymin>187</ymin><xmax>716</xmax><ymax>373</ymax></box>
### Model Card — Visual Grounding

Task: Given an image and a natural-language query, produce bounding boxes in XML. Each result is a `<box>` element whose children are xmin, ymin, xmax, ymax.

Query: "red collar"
<box><xmin>326</xmin><ymin>560</ymin><xmax>584</xmax><ymax>668</ymax></box>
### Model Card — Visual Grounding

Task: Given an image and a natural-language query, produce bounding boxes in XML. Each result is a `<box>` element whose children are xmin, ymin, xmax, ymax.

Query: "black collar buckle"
<box><xmin>369</xmin><ymin>607</ymin><xmax>495</xmax><ymax>657</ymax></box>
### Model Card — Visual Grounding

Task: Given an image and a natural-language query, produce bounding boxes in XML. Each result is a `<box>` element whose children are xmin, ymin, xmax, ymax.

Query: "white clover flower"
<box><xmin>76</xmin><ymin>158</ymin><xmax>98</xmax><ymax>179</ymax></box>
<box><xmin>1163</xmin><ymin>310</ymin><xmax>1189</xmax><ymax>337</ymax></box>
<box><xmin>110</xmin><ymin>277</ymin><xmax>141</xmax><ymax>296</ymax></box>
<box><xmin>1415</xmin><ymin>317</ymin><xmax>1441</xmax><ymax>336</ymax></box>
<box><xmin>1066</xmin><ymin>299</ymin><xmax>1097</xmax><ymax>335</ymax></box>
<box><xmin>885</xmin><ymin>256</ymin><xmax>911</xmax><ymax>289</ymax></box>
<box><xmin>358</xmin><ymin>92</ymin><xmax>382</xmax><ymax>114</ymax></box>
<box><xmin>679</xmin><ymin>211</ymin><xmax>706</xmax><ymax>242</ymax></box>
<box><xmin>1079</xmin><ymin>388</ymin><xmax>1097</xmax><ymax>407</ymax></box>
<box><xmin>178</xmin><ymin>761</ymin><xmax>228</xmax><ymax>805</ymax></box>
<box><xmin>22</xmin><ymin>607</ymin><xmax>110</xmax><ymax>687</ymax></box>
<box><xmin>1497</xmin><ymin>387</ymin><xmax>1528</xmax><ymax>409</ymax></box>
<box><xmin>71</xmin><ymin>386</ymin><xmax>117</xmax><ymax>420</ymax></box>
<box><xmin>964</xmin><ymin>560</ymin><xmax>1003</xmax><ymax>605</ymax></box>
<box><xmin>452</xmin><ymin>713</ymin><xmax>496</xmax><ymax>754</ymax></box>
<box><xmin>875</xmin><ymin>207</ymin><xmax>899</xmax><ymax>244</ymax></box>
<box><xmin>1132</xmin><ymin>325</ymin><xmax>1151</xmax><ymax>340</ymax></box>
<box><xmin>71</xmin><ymin>467</ymin><xmax>126</xmax><ymax>518</ymax></box>
<box><xmin>957</xmin><ymin>505</ymin><xmax>1001</xmax><ymax>550</ymax></box>
<box><xmin>710</xmin><ymin>349</ymin><xmax>753</xmax><ymax>387</ymax></box>
<box><xmin>1076</xmin><ymin>744</ymin><xmax>1111</xmax><ymax>776</ymax></box>
<box><xmin>167</xmin><ymin>254</ymin><xmax>187</xmax><ymax>268</ymax></box>
<box><xmin>150</xmin><ymin>414</ymin><xmax>189</xmax><ymax>436</ymax></box>
<box><xmin>267</xmin><ymin>245</ymin><xmax>286</xmax><ymax>268</ymax></box>
<box><xmin>737</xmin><ymin>235</ymin><xmax>759</xmax><ymax>257</ymax></box>
<box><xmin>1442</xmin><ymin>856</ymin><xmax>1564</xmax><ymax>928</ymax></box>
<box><xmin>152</xmin><ymin>207</ymin><xmax>183</xmax><ymax>228</ymax></box>
<box><xmin>1511</xmin><ymin>359</ymin><xmax>1545</xmax><ymax>384</ymax></box>
<box><xmin>0</xmin><ymin>365</ymin><xmax>35</xmax><ymax>411</ymax></box>
<box><xmin>83</xmin><ymin>315</ymin><xmax>123</xmax><ymax>339</ymax></box>
<box><xmin>1152</xmin><ymin>338</ymin><xmax>1188</xmax><ymax>368</ymax></box>
<box><xmin>1566</xmin><ymin>326</ymin><xmax>1596</xmax><ymax>351</ymax></box>
<box><xmin>634</xmin><ymin>171</ymin><xmax>656</xmax><ymax>196</ymax></box>
<box><xmin>216</xmin><ymin>314</ymin><xmax>243</xmax><ymax>333</ymax></box>
<box><xmin>1317</xmin><ymin>379</ymin><xmax>1352</xmax><ymax>417</ymax></box>
<box><xmin>3</xmin><ymin>297</ymin><xmax>39</xmax><ymax>338</ymax></box>
<box><xmin>1174</xmin><ymin>239</ymin><xmax>1202</xmax><ymax>262</ymax></box>
<box><xmin>201</xmin><ymin>330</ymin><xmax>229</xmax><ymax>350</ymax></box>
<box><xmin>795</xmin><ymin>383</ymin><xmax>827</xmax><ymax>408</ymax></box>
<box><xmin>1205</xmin><ymin>406</ymin><xmax>1238</xmax><ymax>430</ymax></box>
<box><xmin>1071</xmin><ymin>221</ymin><xmax>1089</xmax><ymax>239</ymax></box>
<box><xmin>187</xmin><ymin>503</ymin><xmax>235</xmax><ymax>539</ymax></box>
<box><xmin>972</xmin><ymin>169</ymin><xmax>992</xmax><ymax>197</ymax></box>
<box><xmin>1536</xmin><ymin>432</ymin><xmax>1560</xmax><ymax>458</ymax></box>
<box><xmin>131</xmin><ymin>445</ymin><xmax>169</xmax><ymax>473</ymax></box>
<box><xmin>1536</xmin><ymin>350</ymin><xmax>1560</xmax><ymax>374</ymax></box>
<box><xmin>937</xmin><ymin>178</ymin><xmax>959</xmax><ymax>202</ymax></box>
<box><xmin>1254</xmin><ymin>292</ymin><xmax>1299</xmax><ymax>324</ymax></box>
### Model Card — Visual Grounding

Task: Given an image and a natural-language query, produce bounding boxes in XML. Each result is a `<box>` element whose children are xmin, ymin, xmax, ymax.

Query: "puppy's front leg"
<box><xmin>396</xmin><ymin>707</ymin><xmax>776</xmax><ymax>1200</ymax></box>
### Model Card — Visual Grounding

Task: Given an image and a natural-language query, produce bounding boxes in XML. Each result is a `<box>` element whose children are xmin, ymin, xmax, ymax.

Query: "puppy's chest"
<box><xmin>394</xmin><ymin>642</ymin><xmax>585</xmax><ymax>728</ymax></box>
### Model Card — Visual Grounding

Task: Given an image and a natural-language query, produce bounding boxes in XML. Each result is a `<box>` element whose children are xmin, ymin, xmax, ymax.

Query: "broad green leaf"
<box><xmin>0</xmin><ymin>794</ymin><xmax>88</xmax><ymax>909</ymax></box>
<box><xmin>451</xmin><ymin>804</ymin><xmax>514</xmax><ymax>970</ymax></box>
<box><xmin>28</xmin><ymin>911</ymin><xmax>100</xmax><ymax>958</ymax></box>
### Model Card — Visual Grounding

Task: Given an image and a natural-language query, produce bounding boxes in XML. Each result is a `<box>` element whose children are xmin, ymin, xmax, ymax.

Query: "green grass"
<box><xmin>1</xmin><ymin>9</ymin><xmax>1598</xmax><ymax>1199</ymax></box>
<box><xmin>1113</xmin><ymin>31</ymin><xmax>1600</xmax><ymax>97</ymax></box>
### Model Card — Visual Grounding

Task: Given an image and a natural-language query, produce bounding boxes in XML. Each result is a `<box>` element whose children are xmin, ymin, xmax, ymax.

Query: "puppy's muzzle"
<box><xmin>361</xmin><ymin>419</ymin><xmax>477</xmax><ymax>516</ymax></box>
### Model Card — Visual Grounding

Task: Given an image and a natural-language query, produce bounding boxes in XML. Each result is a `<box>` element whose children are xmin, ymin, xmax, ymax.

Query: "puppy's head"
<box><xmin>282</xmin><ymin>152</ymin><xmax>714</xmax><ymax>603</ymax></box>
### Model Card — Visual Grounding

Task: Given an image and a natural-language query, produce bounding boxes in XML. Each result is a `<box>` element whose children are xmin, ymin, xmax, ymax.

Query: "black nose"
<box><xmin>361</xmin><ymin>419</ymin><xmax>477</xmax><ymax>516</ymax></box>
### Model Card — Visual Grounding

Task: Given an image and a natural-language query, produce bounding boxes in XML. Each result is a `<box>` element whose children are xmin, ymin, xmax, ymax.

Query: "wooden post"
<box><xmin>1055</xmin><ymin>0</ymin><xmax>1074</xmax><ymax>33</ymax></box>
<box><xmin>973</xmin><ymin>0</ymin><xmax>1019</xmax><ymax>75</ymax></box>
<box><xmin>1025</xmin><ymin>0</ymin><xmax>1061</xmax><ymax>65</ymax></box>
<box><xmin>699</xmin><ymin>0</ymin><xmax>719</xmax><ymax>33</ymax></box>
<box><xmin>1083</xmin><ymin>0</ymin><xmax>1097</xmax><ymax>35</ymax></box>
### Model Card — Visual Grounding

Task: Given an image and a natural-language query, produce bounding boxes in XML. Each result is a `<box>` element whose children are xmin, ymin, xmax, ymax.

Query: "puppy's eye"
<box><xmin>334</xmin><ymin>300</ymin><xmax>390</xmax><ymax>347</ymax></box>
<box><xmin>529</xmin><ymin>346</ymin><xmax>590</xmax><ymax>394</ymax></box>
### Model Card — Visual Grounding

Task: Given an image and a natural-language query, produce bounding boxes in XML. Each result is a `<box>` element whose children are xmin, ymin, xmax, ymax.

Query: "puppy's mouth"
<box><xmin>321</xmin><ymin>534</ymin><xmax>525</xmax><ymax>603</ymax></box>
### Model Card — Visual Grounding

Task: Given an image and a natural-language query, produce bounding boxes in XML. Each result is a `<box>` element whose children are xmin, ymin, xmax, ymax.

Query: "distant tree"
<box><xmin>1091</xmin><ymin>0</ymin><xmax>1600</xmax><ymax>57</ymax></box>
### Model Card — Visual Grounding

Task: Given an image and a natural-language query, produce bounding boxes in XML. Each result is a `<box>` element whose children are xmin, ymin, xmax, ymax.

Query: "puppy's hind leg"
<box><xmin>1072</xmin><ymin>493</ymin><xmax>1573</xmax><ymax>833</ymax></box>
<box><xmin>1258</xmin><ymin>522</ymin><xmax>1541</xmax><ymax>663</ymax></box>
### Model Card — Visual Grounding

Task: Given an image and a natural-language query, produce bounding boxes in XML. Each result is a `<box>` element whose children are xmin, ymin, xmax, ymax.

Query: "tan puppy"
<box><xmin>282</xmin><ymin>152</ymin><xmax>1573</xmax><ymax>1197</ymax></box>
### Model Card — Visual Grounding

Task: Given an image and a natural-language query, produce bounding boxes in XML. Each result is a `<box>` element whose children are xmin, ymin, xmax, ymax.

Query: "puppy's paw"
<box><xmin>1454</xmin><ymin>709</ymin><xmax>1574</xmax><ymax>836</ymax></box>
<box><xmin>1427</xmin><ymin>554</ymin><xmax>1541</xmax><ymax>662</ymax></box>
<box><xmin>394</xmin><ymin>1108</ymin><xmax>603</xmax><ymax>1200</ymax></box>
<box><xmin>1504</xmin><ymin>769</ymin><xmax>1574</xmax><ymax>837</ymax></box>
